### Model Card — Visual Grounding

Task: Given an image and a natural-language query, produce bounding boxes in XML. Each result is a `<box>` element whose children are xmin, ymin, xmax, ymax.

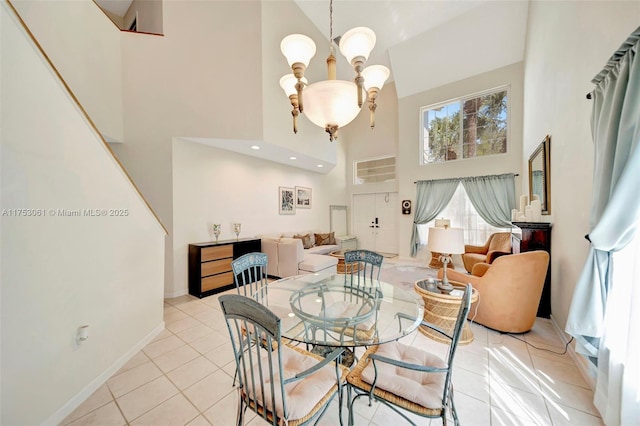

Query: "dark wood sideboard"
<box><xmin>188</xmin><ymin>238</ymin><xmax>261</xmax><ymax>298</ymax></box>
<box><xmin>511</xmin><ymin>222</ymin><xmax>552</xmax><ymax>318</ymax></box>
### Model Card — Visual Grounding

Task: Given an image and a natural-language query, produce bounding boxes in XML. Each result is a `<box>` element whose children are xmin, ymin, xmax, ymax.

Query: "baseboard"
<box><xmin>549</xmin><ymin>314</ymin><xmax>596</xmax><ymax>390</ymax></box>
<box><xmin>164</xmin><ymin>288</ymin><xmax>189</xmax><ymax>299</ymax></box>
<box><xmin>43</xmin><ymin>322</ymin><xmax>166</xmax><ymax>426</ymax></box>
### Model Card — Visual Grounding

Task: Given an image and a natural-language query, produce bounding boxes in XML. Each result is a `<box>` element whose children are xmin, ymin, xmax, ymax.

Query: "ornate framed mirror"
<box><xmin>528</xmin><ymin>135</ymin><xmax>551</xmax><ymax>214</ymax></box>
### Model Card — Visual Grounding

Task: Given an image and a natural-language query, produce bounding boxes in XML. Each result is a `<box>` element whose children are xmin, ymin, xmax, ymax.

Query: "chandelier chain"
<box><xmin>329</xmin><ymin>0</ymin><xmax>333</xmax><ymax>53</ymax></box>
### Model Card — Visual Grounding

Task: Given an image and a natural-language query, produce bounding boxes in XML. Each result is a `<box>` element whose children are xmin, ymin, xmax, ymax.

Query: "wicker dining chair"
<box><xmin>313</xmin><ymin>250</ymin><xmax>384</xmax><ymax>346</ymax></box>
<box><xmin>346</xmin><ymin>284</ymin><xmax>472</xmax><ymax>426</ymax></box>
<box><xmin>219</xmin><ymin>294</ymin><xmax>349</xmax><ymax>426</ymax></box>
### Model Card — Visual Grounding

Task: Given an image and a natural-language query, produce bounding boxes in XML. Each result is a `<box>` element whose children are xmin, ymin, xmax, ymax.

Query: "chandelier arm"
<box><xmin>369</xmin><ymin>102</ymin><xmax>377</xmax><ymax>129</ymax></box>
<box><xmin>295</xmin><ymin>80</ymin><xmax>305</xmax><ymax>113</ymax></box>
<box><xmin>367</xmin><ymin>87</ymin><xmax>379</xmax><ymax>129</ymax></box>
<box><xmin>289</xmin><ymin>94</ymin><xmax>300</xmax><ymax>134</ymax></box>
<box><xmin>351</xmin><ymin>56</ymin><xmax>366</xmax><ymax>108</ymax></box>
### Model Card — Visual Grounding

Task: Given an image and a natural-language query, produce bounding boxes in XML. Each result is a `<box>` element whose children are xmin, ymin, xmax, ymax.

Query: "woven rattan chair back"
<box><xmin>219</xmin><ymin>294</ymin><xmax>346</xmax><ymax>426</ymax></box>
<box><xmin>346</xmin><ymin>284</ymin><xmax>472</xmax><ymax>426</ymax></box>
<box><xmin>231</xmin><ymin>252</ymin><xmax>268</xmax><ymax>297</ymax></box>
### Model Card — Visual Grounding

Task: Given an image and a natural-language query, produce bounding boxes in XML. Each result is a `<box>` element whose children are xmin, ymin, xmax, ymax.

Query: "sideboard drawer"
<box><xmin>201</xmin><ymin>245</ymin><xmax>233</xmax><ymax>262</ymax></box>
<box><xmin>201</xmin><ymin>272</ymin><xmax>235</xmax><ymax>292</ymax></box>
<box><xmin>201</xmin><ymin>258</ymin><xmax>233</xmax><ymax>277</ymax></box>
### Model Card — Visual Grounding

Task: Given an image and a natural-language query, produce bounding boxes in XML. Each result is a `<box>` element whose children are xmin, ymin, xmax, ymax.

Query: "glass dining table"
<box><xmin>253</xmin><ymin>272</ymin><xmax>424</xmax><ymax>352</ymax></box>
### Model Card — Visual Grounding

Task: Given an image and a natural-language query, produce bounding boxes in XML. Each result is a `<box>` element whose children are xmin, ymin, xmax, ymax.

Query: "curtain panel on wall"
<box><xmin>410</xmin><ymin>179</ymin><xmax>459</xmax><ymax>256</ymax></box>
<box><xmin>461</xmin><ymin>173</ymin><xmax>516</xmax><ymax>228</ymax></box>
<box><xmin>565</xmin><ymin>26</ymin><xmax>640</xmax><ymax>426</ymax></box>
<box><xmin>410</xmin><ymin>173</ymin><xmax>516</xmax><ymax>256</ymax></box>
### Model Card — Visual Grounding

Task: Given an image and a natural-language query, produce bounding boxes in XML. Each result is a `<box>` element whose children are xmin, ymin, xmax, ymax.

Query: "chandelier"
<box><xmin>279</xmin><ymin>0</ymin><xmax>389</xmax><ymax>142</ymax></box>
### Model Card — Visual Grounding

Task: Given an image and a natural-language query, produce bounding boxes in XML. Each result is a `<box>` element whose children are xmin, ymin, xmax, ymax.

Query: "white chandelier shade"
<box><xmin>362</xmin><ymin>65</ymin><xmax>390</xmax><ymax>91</ymax></box>
<box><xmin>339</xmin><ymin>27</ymin><xmax>376</xmax><ymax>64</ymax></box>
<box><xmin>279</xmin><ymin>74</ymin><xmax>308</xmax><ymax>97</ymax></box>
<box><xmin>280</xmin><ymin>34</ymin><xmax>316</xmax><ymax>67</ymax></box>
<box><xmin>302</xmin><ymin>80</ymin><xmax>364</xmax><ymax>129</ymax></box>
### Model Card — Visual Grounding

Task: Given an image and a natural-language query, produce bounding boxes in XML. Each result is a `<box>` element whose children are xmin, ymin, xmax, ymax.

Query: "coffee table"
<box><xmin>329</xmin><ymin>250</ymin><xmax>360</xmax><ymax>274</ymax></box>
<box><xmin>414</xmin><ymin>279</ymin><xmax>478</xmax><ymax>345</ymax></box>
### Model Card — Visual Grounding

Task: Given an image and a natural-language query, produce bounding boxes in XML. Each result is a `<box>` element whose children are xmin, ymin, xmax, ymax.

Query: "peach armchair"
<box><xmin>461</xmin><ymin>232</ymin><xmax>512</xmax><ymax>273</ymax></box>
<box><xmin>439</xmin><ymin>251</ymin><xmax>549</xmax><ymax>333</ymax></box>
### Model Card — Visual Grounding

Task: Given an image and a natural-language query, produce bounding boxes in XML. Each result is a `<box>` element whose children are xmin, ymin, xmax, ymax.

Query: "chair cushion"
<box><xmin>361</xmin><ymin>341</ymin><xmax>447</xmax><ymax>409</ymax></box>
<box><xmin>243</xmin><ymin>345</ymin><xmax>339</xmax><ymax>421</ymax></box>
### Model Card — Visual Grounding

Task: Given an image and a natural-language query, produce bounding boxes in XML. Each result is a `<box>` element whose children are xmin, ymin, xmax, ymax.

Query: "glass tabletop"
<box><xmin>253</xmin><ymin>272</ymin><xmax>424</xmax><ymax>347</ymax></box>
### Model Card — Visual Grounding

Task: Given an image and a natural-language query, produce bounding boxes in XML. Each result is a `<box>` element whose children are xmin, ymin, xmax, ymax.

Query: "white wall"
<box><xmin>390</xmin><ymin>0</ymin><xmax>528</xmax><ymax>98</ymax></box>
<box><xmin>343</xmin><ymin>81</ymin><xmax>400</xmax><ymax>197</ymax></box>
<box><xmin>171</xmin><ymin>138</ymin><xmax>347</xmax><ymax>295</ymax></box>
<box><xmin>396</xmin><ymin>62</ymin><xmax>525</xmax><ymax>258</ymax></box>
<box><xmin>522</xmin><ymin>0</ymin><xmax>640</xmax><ymax>330</ymax></box>
<box><xmin>1</xmin><ymin>3</ymin><xmax>165</xmax><ymax>424</ymax></box>
<box><xmin>10</xmin><ymin>0</ymin><xmax>124</xmax><ymax>142</ymax></box>
<box><xmin>113</xmin><ymin>0</ymin><xmax>264</xmax><ymax>296</ymax></box>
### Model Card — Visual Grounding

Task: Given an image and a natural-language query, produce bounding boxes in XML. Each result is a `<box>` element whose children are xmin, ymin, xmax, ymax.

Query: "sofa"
<box><xmin>260</xmin><ymin>232</ymin><xmax>342</xmax><ymax>278</ymax></box>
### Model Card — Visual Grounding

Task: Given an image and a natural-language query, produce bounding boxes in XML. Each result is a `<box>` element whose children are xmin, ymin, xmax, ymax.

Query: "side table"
<box><xmin>414</xmin><ymin>279</ymin><xmax>478</xmax><ymax>345</ymax></box>
<box><xmin>329</xmin><ymin>250</ymin><xmax>360</xmax><ymax>274</ymax></box>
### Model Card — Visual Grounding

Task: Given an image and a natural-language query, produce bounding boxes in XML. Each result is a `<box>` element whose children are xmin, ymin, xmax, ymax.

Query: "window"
<box><xmin>421</xmin><ymin>87</ymin><xmax>508</xmax><ymax>164</ymax></box>
<box><xmin>416</xmin><ymin>184</ymin><xmax>509</xmax><ymax>259</ymax></box>
<box><xmin>354</xmin><ymin>156</ymin><xmax>396</xmax><ymax>185</ymax></box>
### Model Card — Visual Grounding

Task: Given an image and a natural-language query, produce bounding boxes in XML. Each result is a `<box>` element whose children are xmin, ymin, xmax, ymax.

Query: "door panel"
<box><xmin>374</xmin><ymin>192</ymin><xmax>398</xmax><ymax>254</ymax></box>
<box><xmin>353</xmin><ymin>193</ymin><xmax>398</xmax><ymax>254</ymax></box>
<box><xmin>353</xmin><ymin>194</ymin><xmax>376</xmax><ymax>251</ymax></box>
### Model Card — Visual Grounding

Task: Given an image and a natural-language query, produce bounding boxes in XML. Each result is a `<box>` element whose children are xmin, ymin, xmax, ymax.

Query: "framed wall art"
<box><xmin>295</xmin><ymin>186</ymin><xmax>312</xmax><ymax>209</ymax></box>
<box><xmin>279</xmin><ymin>186</ymin><xmax>295</xmax><ymax>215</ymax></box>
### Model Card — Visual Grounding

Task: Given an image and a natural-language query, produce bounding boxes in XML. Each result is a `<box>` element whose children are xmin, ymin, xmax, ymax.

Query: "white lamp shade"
<box><xmin>362</xmin><ymin>65</ymin><xmax>390</xmax><ymax>90</ymax></box>
<box><xmin>339</xmin><ymin>27</ymin><xmax>376</xmax><ymax>63</ymax></box>
<box><xmin>302</xmin><ymin>80</ymin><xmax>363</xmax><ymax>128</ymax></box>
<box><xmin>427</xmin><ymin>227</ymin><xmax>465</xmax><ymax>254</ymax></box>
<box><xmin>279</xmin><ymin>74</ymin><xmax>307</xmax><ymax>97</ymax></box>
<box><xmin>280</xmin><ymin>34</ymin><xmax>316</xmax><ymax>67</ymax></box>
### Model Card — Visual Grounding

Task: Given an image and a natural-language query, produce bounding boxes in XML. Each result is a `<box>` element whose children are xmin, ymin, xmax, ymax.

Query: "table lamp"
<box><xmin>427</xmin><ymin>227</ymin><xmax>465</xmax><ymax>293</ymax></box>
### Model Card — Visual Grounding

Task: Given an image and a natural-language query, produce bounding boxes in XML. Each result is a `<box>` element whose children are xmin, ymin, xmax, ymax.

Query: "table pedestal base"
<box><xmin>311</xmin><ymin>345</ymin><xmax>355</xmax><ymax>367</ymax></box>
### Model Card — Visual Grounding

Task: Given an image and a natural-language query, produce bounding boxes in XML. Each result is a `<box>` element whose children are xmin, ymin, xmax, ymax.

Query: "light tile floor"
<box><xmin>62</xmin><ymin>288</ymin><xmax>603</xmax><ymax>425</ymax></box>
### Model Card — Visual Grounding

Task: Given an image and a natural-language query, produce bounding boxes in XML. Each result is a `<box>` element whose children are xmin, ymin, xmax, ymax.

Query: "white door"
<box><xmin>353</xmin><ymin>193</ymin><xmax>398</xmax><ymax>255</ymax></box>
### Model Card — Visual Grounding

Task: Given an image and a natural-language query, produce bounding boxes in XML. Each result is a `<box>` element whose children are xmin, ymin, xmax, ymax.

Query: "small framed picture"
<box><xmin>295</xmin><ymin>186</ymin><xmax>312</xmax><ymax>209</ymax></box>
<box><xmin>279</xmin><ymin>186</ymin><xmax>295</xmax><ymax>215</ymax></box>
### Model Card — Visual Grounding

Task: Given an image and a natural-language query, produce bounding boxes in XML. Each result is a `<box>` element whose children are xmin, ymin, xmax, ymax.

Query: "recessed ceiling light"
<box><xmin>250</xmin><ymin>145</ymin><xmax>260</xmax><ymax>150</ymax></box>
<box><xmin>289</xmin><ymin>156</ymin><xmax>297</xmax><ymax>160</ymax></box>
<box><xmin>317</xmin><ymin>164</ymin><xmax>324</xmax><ymax>168</ymax></box>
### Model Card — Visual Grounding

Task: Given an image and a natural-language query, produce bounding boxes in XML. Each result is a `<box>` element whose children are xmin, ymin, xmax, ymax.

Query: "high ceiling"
<box><xmin>295</xmin><ymin>0</ymin><xmax>529</xmax><ymax>97</ymax></box>
<box><xmin>94</xmin><ymin>0</ymin><xmax>132</xmax><ymax>17</ymax></box>
<box><xmin>95</xmin><ymin>0</ymin><xmax>529</xmax><ymax>97</ymax></box>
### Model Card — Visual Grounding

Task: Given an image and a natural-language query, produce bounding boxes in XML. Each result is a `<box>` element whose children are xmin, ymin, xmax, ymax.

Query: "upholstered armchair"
<box><xmin>461</xmin><ymin>232</ymin><xmax>512</xmax><ymax>273</ymax></box>
<box><xmin>439</xmin><ymin>251</ymin><xmax>549</xmax><ymax>333</ymax></box>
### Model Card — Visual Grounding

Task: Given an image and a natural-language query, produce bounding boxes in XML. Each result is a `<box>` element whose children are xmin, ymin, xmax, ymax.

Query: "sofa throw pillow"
<box><xmin>294</xmin><ymin>233</ymin><xmax>313</xmax><ymax>249</ymax></box>
<box><xmin>314</xmin><ymin>232</ymin><xmax>336</xmax><ymax>246</ymax></box>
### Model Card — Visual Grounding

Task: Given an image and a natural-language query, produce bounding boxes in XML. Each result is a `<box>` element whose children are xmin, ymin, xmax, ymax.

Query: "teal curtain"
<box><xmin>410</xmin><ymin>179</ymin><xmax>459</xmax><ymax>256</ymax></box>
<box><xmin>461</xmin><ymin>173</ymin><xmax>516</xmax><ymax>228</ymax></box>
<box><xmin>565</xmin><ymin>27</ymin><xmax>640</xmax><ymax>425</ymax></box>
